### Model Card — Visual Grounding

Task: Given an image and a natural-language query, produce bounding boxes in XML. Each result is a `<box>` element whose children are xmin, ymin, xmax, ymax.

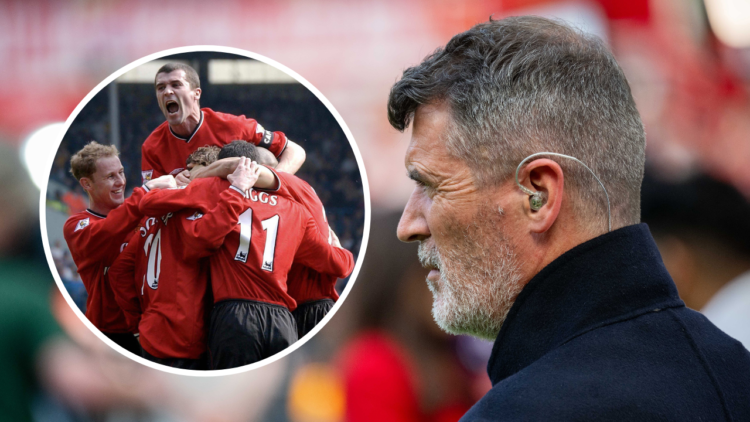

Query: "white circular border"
<box><xmin>40</xmin><ymin>45</ymin><xmax>371</xmax><ymax>377</ymax></box>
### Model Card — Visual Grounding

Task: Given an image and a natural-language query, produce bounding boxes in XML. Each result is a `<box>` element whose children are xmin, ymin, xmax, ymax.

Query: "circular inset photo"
<box><xmin>42</xmin><ymin>47</ymin><xmax>369</xmax><ymax>375</ymax></box>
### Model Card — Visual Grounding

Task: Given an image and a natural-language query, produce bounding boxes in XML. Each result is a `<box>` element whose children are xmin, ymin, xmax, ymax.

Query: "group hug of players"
<box><xmin>62</xmin><ymin>63</ymin><xmax>355</xmax><ymax>370</ymax></box>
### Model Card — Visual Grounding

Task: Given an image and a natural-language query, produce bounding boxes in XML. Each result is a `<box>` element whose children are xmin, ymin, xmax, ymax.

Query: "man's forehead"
<box><xmin>156</xmin><ymin>70</ymin><xmax>187</xmax><ymax>84</ymax></box>
<box><xmin>95</xmin><ymin>156</ymin><xmax>122</xmax><ymax>173</ymax></box>
<box><xmin>404</xmin><ymin>103</ymin><xmax>451</xmax><ymax>166</ymax></box>
<box><xmin>413</xmin><ymin>102</ymin><xmax>450</xmax><ymax>130</ymax></box>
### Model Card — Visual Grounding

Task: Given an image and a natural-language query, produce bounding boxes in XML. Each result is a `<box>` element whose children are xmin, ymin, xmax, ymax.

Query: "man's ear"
<box><xmin>79</xmin><ymin>177</ymin><xmax>92</xmax><ymax>192</ymax></box>
<box><xmin>517</xmin><ymin>158</ymin><xmax>564</xmax><ymax>234</ymax></box>
<box><xmin>194</xmin><ymin>88</ymin><xmax>201</xmax><ymax>101</ymax></box>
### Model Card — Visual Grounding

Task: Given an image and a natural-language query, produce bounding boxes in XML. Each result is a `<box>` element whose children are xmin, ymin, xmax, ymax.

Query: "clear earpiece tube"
<box><xmin>515</xmin><ymin>152</ymin><xmax>612</xmax><ymax>233</ymax></box>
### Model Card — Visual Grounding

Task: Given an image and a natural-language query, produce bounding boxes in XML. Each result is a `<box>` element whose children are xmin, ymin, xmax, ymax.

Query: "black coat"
<box><xmin>461</xmin><ymin>224</ymin><xmax>750</xmax><ymax>421</ymax></box>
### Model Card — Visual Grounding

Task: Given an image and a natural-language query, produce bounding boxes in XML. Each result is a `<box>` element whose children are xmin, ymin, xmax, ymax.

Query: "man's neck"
<box><xmin>87</xmin><ymin>198</ymin><xmax>114</xmax><ymax>217</ymax></box>
<box><xmin>169</xmin><ymin>109</ymin><xmax>202</xmax><ymax>138</ymax></box>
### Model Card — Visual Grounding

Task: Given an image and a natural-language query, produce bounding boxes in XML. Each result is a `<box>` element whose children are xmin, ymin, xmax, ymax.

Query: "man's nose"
<box><xmin>397</xmin><ymin>188</ymin><xmax>430</xmax><ymax>243</ymax></box>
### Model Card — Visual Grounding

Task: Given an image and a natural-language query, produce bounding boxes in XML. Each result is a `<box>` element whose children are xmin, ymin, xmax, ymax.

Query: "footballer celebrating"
<box><xmin>139</xmin><ymin>141</ymin><xmax>355</xmax><ymax>368</ymax></box>
<box><xmin>108</xmin><ymin>148</ymin><xmax>263</xmax><ymax>369</ymax></box>
<box><xmin>196</xmin><ymin>147</ymin><xmax>342</xmax><ymax>339</ymax></box>
<box><xmin>141</xmin><ymin>63</ymin><xmax>306</xmax><ymax>184</ymax></box>
<box><xmin>63</xmin><ymin>141</ymin><xmax>174</xmax><ymax>354</ymax></box>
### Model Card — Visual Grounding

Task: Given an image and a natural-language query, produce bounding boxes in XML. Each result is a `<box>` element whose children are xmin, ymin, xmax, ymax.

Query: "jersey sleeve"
<box><xmin>63</xmin><ymin>188</ymin><xmax>146</xmax><ymax>263</ymax></box>
<box><xmin>235</xmin><ymin>114</ymin><xmax>288</xmax><ymax>158</ymax></box>
<box><xmin>179</xmin><ymin>187</ymin><xmax>249</xmax><ymax>260</ymax></box>
<box><xmin>139</xmin><ymin>180</ymin><xmax>216</xmax><ymax>217</ymax></box>
<box><xmin>108</xmin><ymin>232</ymin><xmax>141</xmax><ymax>332</ymax></box>
<box><xmin>294</xmin><ymin>215</ymin><xmax>355</xmax><ymax>279</ymax></box>
<box><xmin>141</xmin><ymin>143</ymin><xmax>164</xmax><ymax>183</ymax></box>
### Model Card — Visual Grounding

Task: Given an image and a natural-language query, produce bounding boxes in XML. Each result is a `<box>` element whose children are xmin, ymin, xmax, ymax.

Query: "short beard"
<box><xmin>418</xmin><ymin>211</ymin><xmax>524</xmax><ymax>340</ymax></box>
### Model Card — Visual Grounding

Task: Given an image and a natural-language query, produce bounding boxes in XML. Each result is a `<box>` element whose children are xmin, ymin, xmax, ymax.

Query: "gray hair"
<box><xmin>387</xmin><ymin>16</ymin><xmax>645</xmax><ymax>226</ymax></box>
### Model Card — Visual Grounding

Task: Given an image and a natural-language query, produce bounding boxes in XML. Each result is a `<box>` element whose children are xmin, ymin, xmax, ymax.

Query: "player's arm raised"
<box><xmin>243</xmin><ymin>118</ymin><xmax>305</xmax><ymax>174</ymax></box>
<box><xmin>294</xmin><ymin>215</ymin><xmax>355</xmax><ymax>279</ymax></box>
<box><xmin>108</xmin><ymin>232</ymin><xmax>142</xmax><ymax>332</ymax></box>
<box><xmin>275</xmin><ymin>140</ymin><xmax>305</xmax><ymax>174</ymax></box>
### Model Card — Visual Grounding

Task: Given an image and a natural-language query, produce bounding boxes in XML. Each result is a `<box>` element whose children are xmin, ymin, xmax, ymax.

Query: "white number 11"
<box><xmin>234</xmin><ymin>209</ymin><xmax>279</xmax><ymax>272</ymax></box>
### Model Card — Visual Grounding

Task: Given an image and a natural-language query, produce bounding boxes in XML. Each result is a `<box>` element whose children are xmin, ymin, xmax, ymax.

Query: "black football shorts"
<box><xmin>208</xmin><ymin>299</ymin><xmax>298</xmax><ymax>369</ymax></box>
<box><xmin>291</xmin><ymin>298</ymin><xmax>334</xmax><ymax>339</ymax></box>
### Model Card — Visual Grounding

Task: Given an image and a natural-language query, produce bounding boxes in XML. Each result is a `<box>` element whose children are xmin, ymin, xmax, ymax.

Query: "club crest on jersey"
<box><xmin>186</xmin><ymin>211</ymin><xmax>204</xmax><ymax>221</ymax></box>
<box><xmin>74</xmin><ymin>218</ymin><xmax>90</xmax><ymax>232</ymax></box>
<box><xmin>262</xmin><ymin>260</ymin><xmax>273</xmax><ymax>272</ymax></box>
<box><xmin>160</xmin><ymin>212</ymin><xmax>174</xmax><ymax>225</ymax></box>
<box><xmin>261</xmin><ymin>130</ymin><xmax>273</xmax><ymax>147</ymax></box>
<box><xmin>235</xmin><ymin>250</ymin><xmax>248</xmax><ymax>263</ymax></box>
<box><xmin>142</xmin><ymin>170</ymin><xmax>153</xmax><ymax>182</ymax></box>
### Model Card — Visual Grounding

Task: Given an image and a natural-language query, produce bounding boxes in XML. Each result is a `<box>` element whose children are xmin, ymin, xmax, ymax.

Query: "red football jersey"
<box><xmin>139</xmin><ymin>176</ymin><xmax>355</xmax><ymax>310</ymax></box>
<box><xmin>141</xmin><ymin>108</ymin><xmax>289</xmax><ymax>183</ymax></box>
<box><xmin>63</xmin><ymin>188</ymin><xmax>146</xmax><ymax>333</ymax></box>
<box><xmin>280</xmin><ymin>172</ymin><xmax>341</xmax><ymax>303</ymax></box>
<box><xmin>109</xmin><ymin>208</ymin><xmax>218</xmax><ymax>359</ymax></box>
<box><xmin>107</xmin><ymin>231</ymin><xmax>143</xmax><ymax>332</ymax></box>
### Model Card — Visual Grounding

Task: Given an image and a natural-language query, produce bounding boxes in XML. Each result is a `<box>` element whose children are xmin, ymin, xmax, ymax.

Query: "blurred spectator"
<box><xmin>61</xmin><ymin>190</ymin><xmax>87</xmax><ymax>215</ymax></box>
<box><xmin>0</xmin><ymin>142</ymin><xmax>149</xmax><ymax>421</ymax></box>
<box><xmin>642</xmin><ymin>171</ymin><xmax>750</xmax><ymax>349</ymax></box>
<box><xmin>50</xmin><ymin>240</ymin><xmax>64</xmax><ymax>270</ymax></box>
<box><xmin>330</xmin><ymin>212</ymin><xmax>487</xmax><ymax>422</ymax></box>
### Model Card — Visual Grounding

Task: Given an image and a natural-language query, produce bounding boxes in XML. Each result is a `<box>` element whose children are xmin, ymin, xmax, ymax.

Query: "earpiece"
<box><xmin>529</xmin><ymin>191</ymin><xmax>546</xmax><ymax>211</ymax></box>
<box><xmin>515</xmin><ymin>152</ymin><xmax>612</xmax><ymax>232</ymax></box>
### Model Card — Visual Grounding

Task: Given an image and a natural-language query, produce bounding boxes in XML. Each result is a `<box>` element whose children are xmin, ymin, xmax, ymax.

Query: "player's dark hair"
<box><xmin>219</xmin><ymin>140</ymin><xmax>260</xmax><ymax>162</ymax></box>
<box><xmin>70</xmin><ymin>141</ymin><xmax>119</xmax><ymax>181</ymax></box>
<box><xmin>155</xmin><ymin>62</ymin><xmax>200</xmax><ymax>90</ymax></box>
<box><xmin>387</xmin><ymin>16</ymin><xmax>645</xmax><ymax>227</ymax></box>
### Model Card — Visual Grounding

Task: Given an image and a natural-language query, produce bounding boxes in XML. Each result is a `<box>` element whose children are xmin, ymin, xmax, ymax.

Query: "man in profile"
<box><xmin>141</xmin><ymin>62</ymin><xmax>306</xmax><ymax>184</ymax></box>
<box><xmin>389</xmin><ymin>17</ymin><xmax>750</xmax><ymax>420</ymax></box>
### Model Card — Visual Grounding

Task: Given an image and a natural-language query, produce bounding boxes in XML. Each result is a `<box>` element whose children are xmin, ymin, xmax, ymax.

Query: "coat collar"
<box><xmin>487</xmin><ymin>223</ymin><xmax>684</xmax><ymax>384</ymax></box>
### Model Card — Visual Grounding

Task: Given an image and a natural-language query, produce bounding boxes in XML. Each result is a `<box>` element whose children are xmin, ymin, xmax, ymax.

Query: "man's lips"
<box><xmin>427</xmin><ymin>269</ymin><xmax>440</xmax><ymax>282</ymax></box>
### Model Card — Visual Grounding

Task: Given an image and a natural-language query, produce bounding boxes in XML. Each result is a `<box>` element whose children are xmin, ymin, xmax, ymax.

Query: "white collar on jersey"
<box><xmin>169</xmin><ymin>110</ymin><xmax>204</xmax><ymax>143</ymax></box>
